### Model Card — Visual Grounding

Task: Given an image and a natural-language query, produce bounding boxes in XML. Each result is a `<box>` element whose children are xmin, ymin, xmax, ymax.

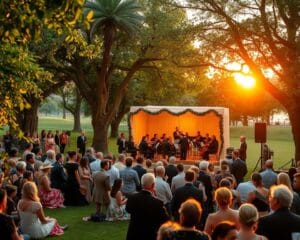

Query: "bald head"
<box><xmin>265</xmin><ymin>159</ymin><xmax>273</xmax><ymax>169</ymax></box>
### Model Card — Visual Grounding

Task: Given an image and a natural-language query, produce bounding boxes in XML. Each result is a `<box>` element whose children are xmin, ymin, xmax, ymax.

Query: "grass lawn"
<box><xmin>1</xmin><ymin>116</ymin><xmax>296</xmax><ymax>239</ymax></box>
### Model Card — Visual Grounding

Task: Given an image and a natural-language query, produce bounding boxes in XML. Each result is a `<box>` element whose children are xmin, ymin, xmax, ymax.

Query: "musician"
<box><xmin>203</xmin><ymin>135</ymin><xmax>219</xmax><ymax>160</ymax></box>
<box><xmin>179</xmin><ymin>134</ymin><xmax>189</xmax><ymax>160</ymax></box>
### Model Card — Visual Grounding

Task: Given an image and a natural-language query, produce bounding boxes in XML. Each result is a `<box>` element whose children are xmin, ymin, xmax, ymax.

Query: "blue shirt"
<box><xmin>120</xmin><ymin>167</ymin><xmax>140</xmax><ymax>194</ymax></box>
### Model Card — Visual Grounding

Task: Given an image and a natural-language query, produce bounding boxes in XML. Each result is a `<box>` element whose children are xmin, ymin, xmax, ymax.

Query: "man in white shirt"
<box><xmin>171</xmin><ymin>164</ymin><xmax>185</xmax><ymax>193</ymax></box>
<box><xmin>155</xmin><ymin>166</ymin><xmax>172</xmax><ymax>204</ymax></box>
<box><xmin>90</xmin><ymin>152</ymin><xmax>103</xmax><ymax>174</ymax></box>
<box><xmin>114</xmin><ymin>154</ymin><xmax>126</xmax><ymax>171</ymax></box>
<box><xmin>44</xmin><ymin>150</ymin><xmax>56</xmax><ymax>165</ymax></box>
<box><xmin>107</xmin><ymin>155</ymin><xmax>120</xmax><ymax>186</ymax></box>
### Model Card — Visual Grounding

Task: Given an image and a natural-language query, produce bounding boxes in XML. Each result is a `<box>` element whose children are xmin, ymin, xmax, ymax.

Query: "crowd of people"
<box><xmin>1</xmin><ymin>130</ymin><xmax>300</xmax><ymax>240</ymax></box>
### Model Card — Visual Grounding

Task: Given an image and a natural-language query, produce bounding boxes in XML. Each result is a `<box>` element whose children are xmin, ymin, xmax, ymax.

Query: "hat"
<box><xmin>39</xmin><ymin>163</ymin><xmax>53</xmax><ymax>171</ymax></box>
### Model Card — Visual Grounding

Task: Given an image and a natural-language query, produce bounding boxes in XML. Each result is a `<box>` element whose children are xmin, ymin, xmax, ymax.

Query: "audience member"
<box><xmin>247</xmin><ymin>173</ymin><xmax>269</xmax><ymax>217</ymax></box>
<box><xmin>214</xmin><ymin>160</ymin><xmax>236</xmax><ymax>188</ymax></box>
<box><xmin>107</xmin><ymin>155</ymin><xmax>120</xmax><ymax>186</ymax></box>
<box><xmin>126</xmin><ymin>173</ymin><xmax>169</xmax><ymax>240</ymax></box>
<box><xmin>0</xmin><ymin>188</ymin><xmax>26</xmax><ymax>240</ymax></box>
<box><xmin>92</xmin><ymin>159</ymin><xmax>111</xmax><ymax>215</ymax></box>
<box><xmin>64</xmin><ymin>151</ymin><xmax>88</xmax><ymax>206</ymax></box>
<box><xmin>44</xmin><ymin>150</ymin><xmax>56</xmax><ymax>165</ymax></box>
<box><xmin>236</xmin><ymin>180</ymin><xmax>256</xmax><ymax>204</ymax></box>
<box><xmin>78</xmin><ymin>156</ymin><xmax>92</xmax><ymax>203</ymax></box>
<box><xmin>171</xmin><ymin>164</ymin><xmax>185</xmax><ymax>193</ymax></box>
<box><xmin>133</xmin><ymin>156</ymin><xmax>147</xmax><ymax>182</ymax></box>
<box><xmin>37</xmin><ymin>164</ymin><xmax>64</xmax><ymax>209</ymax></box>
<box><xmin>239</xmin><ymin>136</ymin><xmax>247</xmax><ymax>162</ymax></box>
<box><xmin>18</xmin><ymin>182</ymin><xmax>65</xmax><ymax>239</ymax></box>
<box><xmin>257</xmin><ymin>184</ymin><xmax>300</xmax><ymax>240</ymax></box>
<box><xmin>204</xmin><ymin>187</ymin><xmax>239</xmax><ymax>236</ymax></box>
<box><xmin>114</xmin><ymin>154</ymin><xmax>126</xmax><ymax>171</ymax></box>
<box><xmin>211</xmin><ymin>221</ymin><xmax>237</xmax><ymax>240</ymax></box>
<box><xmin>120</xmin><ymin>157</ymin><xmax>140</xmax><ymax>197</ymax></box>
<box><xmin>171</xmin><ymin>170</ymin><xmax>204</xmax><ymax>223</ymax></box>
<box><xmin>260</xmin><ymin>159</ymin><xmax>277</xmax><ymax>189</ymax></box>
<box><xmin>50</xmin><ymin>153</ymin><xmax>67</xmax><ymax>193</ymax></box>
<box><xmin>198</xmin><ymin>161</ymin><xmax>213</xmax><ymax>213</ymax></box>
<box><xmin>157</xmin><ymin>221</ymin><xmax>180</xmax><ymax>240</ymax></box>
<box><xmin>45</xmin><ymin>132</ymin><xmax>56</xmax><ymax>152</ymax></box>
<box><xmin>230</xmin><ymin>150</ymin><xmax>247</xmax><ymax>185</ymax></box>
<box><xmin>172</xmin><ymin>199</ymin><xmax>210</xmax><ymax>240</ymax></box>
<box><xmin>85</xmin><ymin>147</ymin><xmax>96</xmax><ymax>164</ymax></box>
<box><xmin>238</xmin><ymin>203</ymin><xmax>267</xmax><ymax>240</ymax></box>
<box><xmin>106</xmin><ymin>178</ymin><xmax>129</xmax><ymax>221</ymax></box>
<box><xmin>277</xmin><ymin>172</ymin><xmax>300</xmax><ymax>215</ymax></box>
<box><xmin>293</xmin><ymin>172</ymin><xmax>300</xmax><ymax>197</ymax></box>
<box><xmin>165</xmin><ymin>156</ymin><xmax>178</xmax><ymax>186</ymax></box>
<box><xmin>90</xmin><ymin>152</ymin><xmax>102</xmax><ymax>174</ymax></box>
<box><xmin>155</xmin><ymin>166</ymin><xmax>172</xmax><ymax>206</ymax></box>
<box><xmin>59</xmin><ymin>130</ymin><xmax>69</xmax><ymax>154</ymax></box>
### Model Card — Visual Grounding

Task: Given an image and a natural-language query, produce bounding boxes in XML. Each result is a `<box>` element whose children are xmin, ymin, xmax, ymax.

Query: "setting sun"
<box><xmin>233</xmin><ymin>73</ymin><xmax>256</xmax><ymax>89</ymax></box>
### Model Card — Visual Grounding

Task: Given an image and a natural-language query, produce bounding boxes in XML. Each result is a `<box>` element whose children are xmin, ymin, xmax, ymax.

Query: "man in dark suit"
<box><xmin>257</xmin><ymin>184</ymin><xmax>300</xmax><ymax>240</ymax></box>
<box><xmin>77</xmin><ymin>131</ymin><xmax>87</xmax><ymax>155</ymax></box>
<box><xmin>230</xmin><ymin>149</ymin><xmax>247</xmax><ymax>185</ymax></box>
<box><xmin>132</xmin><ymin>157</ymin><xmax>146</xmax><ymax>181</ymax></box>
<box><xmin>239</xmin><ymin>135</ymin><xmax>247</xmax><ymax>161</ymax></box>
<box><xmin>179</xmin><ymin>134</ymin><xmax>189</xmax><ymax>160</ymax></box>
<box><xmin>126</xmin><ymin>173</ymin><xmax>169</xmax><ymax>240</ymax></box>
<box><xmin>171</xmin><ymin>170</ymin><xmax>204</xmax><ymax>221</ymax></box>
<box><xmin>50</xmin><ymin>153</ymin><xmax>67</xmax><ymax>193</ymax></box>
<box><xmin>165</xmin><ymin>156</ymin><xmax>178</xmax><ymax>186</ymax></box>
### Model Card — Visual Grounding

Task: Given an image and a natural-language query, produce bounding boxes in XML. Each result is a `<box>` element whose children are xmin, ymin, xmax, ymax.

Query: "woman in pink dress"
<box><xmin>37</xmin><ymin>164</ymin><xmax>64</xmax><ymax>209</ymax></box>
<box><xmin>45</xmin><ymin>132</ymin><xmax>55</xmax><ymax>152</ymax></box>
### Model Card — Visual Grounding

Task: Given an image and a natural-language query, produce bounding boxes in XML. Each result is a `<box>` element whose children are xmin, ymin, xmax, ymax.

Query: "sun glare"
<box><xmin>234</xmin><ymin>73</ymin><xmax>256</xmax><ymax>89</ymax></box>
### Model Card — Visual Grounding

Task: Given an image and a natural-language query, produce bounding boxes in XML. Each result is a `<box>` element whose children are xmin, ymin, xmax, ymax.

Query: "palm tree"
<box><xmin>83</xmin><ymin>0</ymin><xmax>143</xmax><ymax>152</ymax></box>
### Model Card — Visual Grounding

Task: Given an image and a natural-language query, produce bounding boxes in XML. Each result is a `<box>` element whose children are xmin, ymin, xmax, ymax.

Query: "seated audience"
<box><xmin>211</xmin><ymin>221</ymin><xmax>238</xmax><ymax>240</ymax></box>
<box><xmin>204</xmin><ymin>187</ymin><xmax>239</xmax><ymax>236</ymax></box>
<box><xmin>37</xmin><ymin>164</ymin><xmax>64</xmax><ymax>209</ymax></box>
<box><xmin>106</xmin><ymin>178</ymin><xmax>129</xmax><ymax>221</ymax></box>
<box><xmin>18</xmin><ymin>182</ymin><xmax>65</xmax><ymax>239</ymax></box>
<box><xmin>0</xmin><ymin>189</ymin><xmax>26</xmax><ymax>240</ymax></box>
<box><xmin>171</xmin><ymin>199</ymin><xmax>210</xmax><ymax>240</ymax></box>
<box><xmin>257</xmin><ymin>184</ymin><xmax>300</xmax><ymax>240</ymax></box>
<box><xmin>238</xmin><ymin>203</ymin><xmax>267</xmax><ymax>240</ymax></box>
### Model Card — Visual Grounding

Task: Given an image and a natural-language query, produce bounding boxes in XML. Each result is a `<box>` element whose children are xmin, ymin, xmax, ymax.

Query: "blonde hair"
<box><xmin>277</xmin><ymin>172</ymin><xmax>292</xmax><ymax>190</ymax></box>
<box><xmin>22</xmin><ymin>181</ymin><xmax>40</xmax><ymax>202</ymax></box>
<box><xmin>238</xmin><ymin>203</ymin><xmax>258</xmax><ymax>227</ymax></box>
<box><xmin>157</xmin><ymin>221</ymin><xmax>180</xmax><ymax>240</ymax></box>
<box><xmin>215</xmin><ymin>187</ymin><xmax>232</xmax><ymax>207</ymax></box>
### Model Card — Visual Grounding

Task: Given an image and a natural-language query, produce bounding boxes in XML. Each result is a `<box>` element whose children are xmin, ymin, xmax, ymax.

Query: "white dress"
<box><xmin>106</xmin><ymin>197</ymin><xmax>129</xmax><ymax>221</ymax></box>
<box><xmin>18</xmin><ymin>201</ymin><xmax>56</xmax><ymax>239</ymax></box>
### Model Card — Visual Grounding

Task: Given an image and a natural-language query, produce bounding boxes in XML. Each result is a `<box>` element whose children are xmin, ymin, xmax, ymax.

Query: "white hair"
<box><xmin>271</xmin><ymin>184</ymin><xmax>293</xmax><ymax>208</ymax></box>
<box><xmin>155</xmin><ymin>166</ymin><xmax>165</xmax><ymax>177</ymax></box>
<box><xmin>199</xmin><ymin>161</ymin><xmax>209</xmax><ymax>170</ymax></box>
<box><xmin>169</xmin><ymin>156</ymin><xmax>176</xmax><ymax>163</ymax></box>
<box><xmin>16</xmin><ymin>161</ymin><xmax>26</xmax><ymax>171</ymax></box>
<box><xmin>141</xmin><ymin>173</ymin><xmax>155</xmax><ymax>189</ymax></box>
<box><xmin>46</xmin><ymin>150</ymin><xmax>55</xmax><ymax>159</ymax></box>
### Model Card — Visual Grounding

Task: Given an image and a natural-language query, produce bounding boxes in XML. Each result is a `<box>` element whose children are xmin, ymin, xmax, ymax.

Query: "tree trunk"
<box><xmin>62</xmin><ymin>107</ymin><xmax>66</xmax><ymax>119</ymax></box>
<box><xmin>91</xmin><ymin>110</ymin><xmax>109</xmax><ymax>153</ymax></box>
<box><xmin>73</xmin><ymin>108</ymin><xmax>81</xmax><ymax>132</ymax></box>
<box><xmin>19</xmin><ymin>99</ymin><xmax>40</xmax><ymax>135</ymax></box>
<box><xmin>110</xmin><ymin>118</ymin><xmax>120</xmax><ymax>138</ymax></box>
<box><xmin>287</xmin><ymin>104</ymin><xmax>300</xmax><ymax>161</ymax></box>
<box><xmin>62</xmin><ymin>94</ymin><xmax>67</xmax><ymax>119</ymax></box>
<box><xmin>72</xmin><ymin>90</ymin><xmax>82</xmax><ymax>132</ymax></box>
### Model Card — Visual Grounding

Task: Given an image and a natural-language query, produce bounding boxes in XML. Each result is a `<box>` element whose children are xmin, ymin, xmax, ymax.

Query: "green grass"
<box><xmin>45</xmin><ymin>205</ymin><xmax>129</xmax><ymax>240</ymax></box>
<box><xmin>1</xmin><ymin>117</ymin><xmax>296</xmax><ymax>239</ymax></box>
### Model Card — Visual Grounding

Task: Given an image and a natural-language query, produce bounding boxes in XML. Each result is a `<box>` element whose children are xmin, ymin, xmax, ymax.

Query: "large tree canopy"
<box><xmin>179</xmin><ymin>0</ymin><xmax>300</xmax><ymax>159</ymax></box>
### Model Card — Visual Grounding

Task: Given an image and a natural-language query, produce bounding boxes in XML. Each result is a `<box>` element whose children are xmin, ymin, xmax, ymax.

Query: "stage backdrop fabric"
<box><xmin>129</xmin><ymin>106</ymin><xmax>230</xmax><ymax>160</ymax></box>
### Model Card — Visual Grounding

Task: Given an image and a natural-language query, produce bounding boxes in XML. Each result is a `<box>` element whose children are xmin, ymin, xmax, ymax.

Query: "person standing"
<box><xmin>179</xmin><ymin>134</ymin><xmax>189</xmax><ymax>160</ymax></box>
<box><xmin>92</xmin><ymin>160</ymin><xmax>111</xmax><ymax>216</ymax></box>
<box><xmin>126</xmin><ymin>173</ymin><xmax>169</xmax><ymax>240</ymax></box>
<box><xmin>77</xmin><ymin>131</ymin><xmax>87</xmax><ymax>155</ymax></box>
<box><xmin>257</xmin><ymin>185</ymin><xmax>300</xmax><ymax>240</ymax></box>
<box><xmin>59</xmin><ymin>131</ymin><xmax>69</xmax><ymax>154</ymax></box>
<box><xmin>239</xmin><ymin>136</ymin><xmax>247</xmax><ymax>161</ymax></box>
<box><xmin>260</xmin><ymin>159</ymin><xmax>277</xmax><ymax>189</ymax></box>
<box><xmin>50</xmin><ymin>153</ymin><xmax>67</xmax><ymax>194</ymax></box>
<box><xmin>120</xmin><ymin>157</ymin><xmax>140</xmax><ymax>197</ymax></box>
<box><xmin>230</xmin><ymin>150</ymin><xmax>247</xmax><ymax>185</ymax></box>
<box><xmin>117</xmin><ymin>133</ymin><xmax>127</xmax><ymax>154</ymax></box>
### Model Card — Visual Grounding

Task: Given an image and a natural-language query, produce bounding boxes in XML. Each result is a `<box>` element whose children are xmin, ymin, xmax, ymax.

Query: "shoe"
<box><xmin>61</xmin><ymin>224</ymin><xmax>69</xmax><ymax>231</ymax></box>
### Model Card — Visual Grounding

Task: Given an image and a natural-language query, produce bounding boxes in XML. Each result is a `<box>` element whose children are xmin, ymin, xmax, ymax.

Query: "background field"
<box><xmin>1</xmin><ymin>116</ymin><xmax>296</xmax><ymax>239</ymax></box>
